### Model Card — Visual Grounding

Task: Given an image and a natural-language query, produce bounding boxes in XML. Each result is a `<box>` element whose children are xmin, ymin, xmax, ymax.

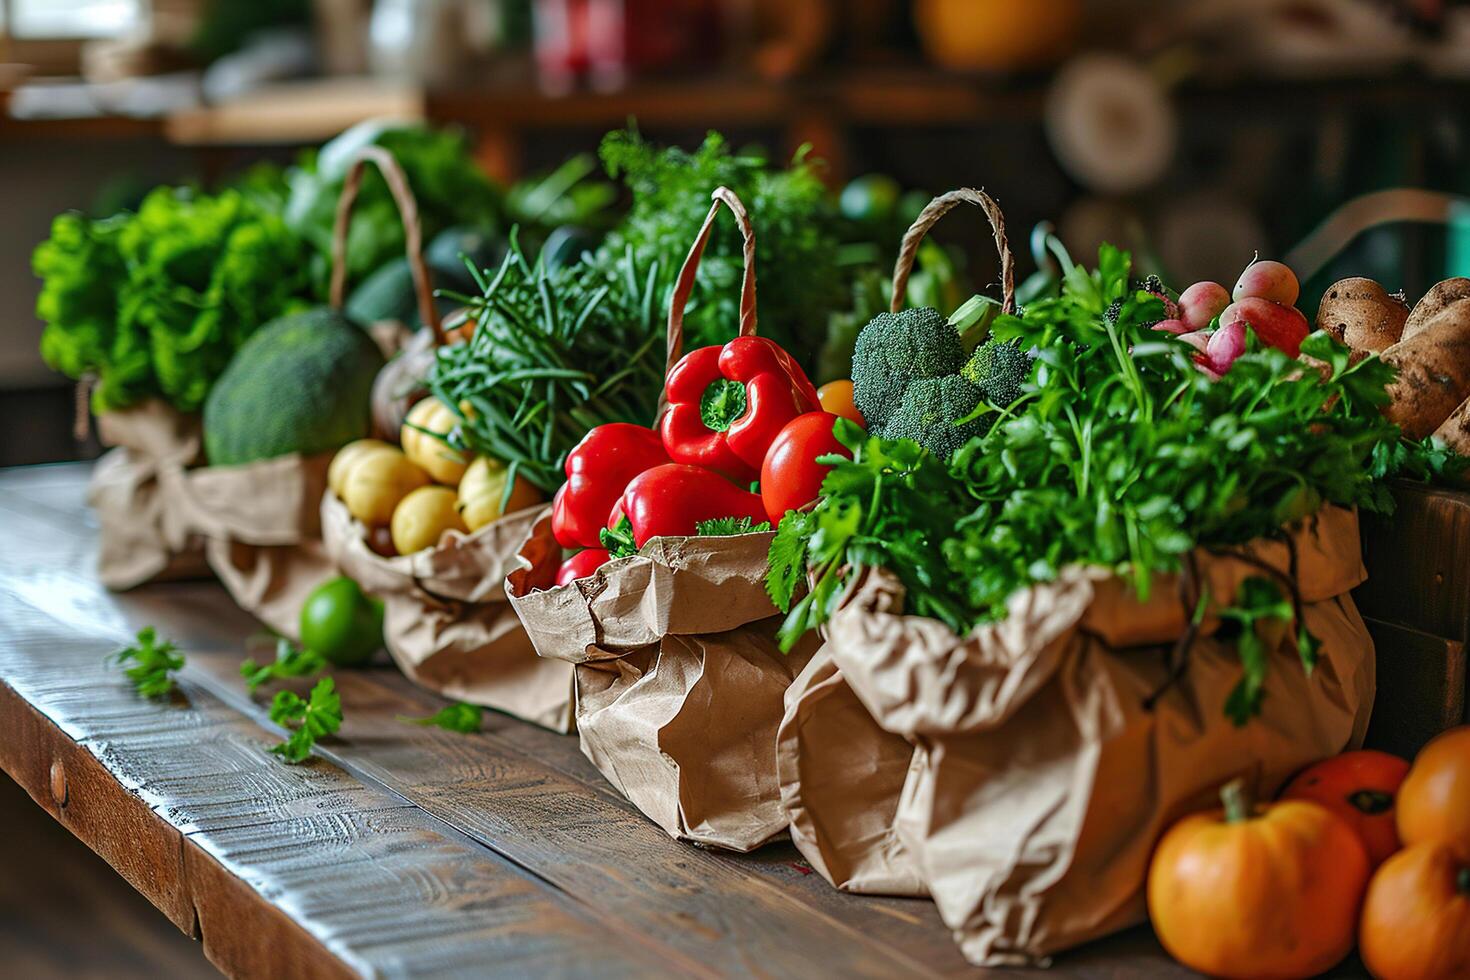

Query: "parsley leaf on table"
<box><xmin>694</xmin><ymin>516</ymin><xmax>772</xmax><ymax>536</ymax></box>
<box><xmin>240</xmin><ymin>639</ymin><xmax>325</xmax><ymax>693</ymax></box>
<box><xmin>399</xmin><ymin>702</ymin><xmax>484</xmax><ymax>734</ymax></box>
<box><xmin>111</xmin><ymin>627</ymin><xmax>184</xmax><ymax>698</ymax></box>
<box><xmin>268</xmin><ymin>677</ymin><xmax>343</xmax><ymax>764</ymax></box>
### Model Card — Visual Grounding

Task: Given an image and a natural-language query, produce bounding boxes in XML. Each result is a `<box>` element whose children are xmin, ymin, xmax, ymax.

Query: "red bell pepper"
<box><xmin>608</xmin><ymin>464</ymin><xmax>769</xmax><ymax>548</ymax></box>
<box><xmin>760</xmin><ymin>412</ymin><xmax>852</xmax><ymax>525</ymax></box>
<box><xmin>660</xmin><ymin>336</ymin><xmax>820</xmax><ymax>482</ymax></box>
<box><xmin>551</xmin><ymin>423</ymin><xmax>670</xmax><ymax>550</ymax></box>
<box><xmin>555</xmin><ymin>548</ymin><xmax>612</xmax><ymax>586</ymax></box>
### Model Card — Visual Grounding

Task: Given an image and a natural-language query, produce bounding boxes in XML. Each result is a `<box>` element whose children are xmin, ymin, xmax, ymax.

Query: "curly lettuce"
<box><xmin>36</xmin><ymin>187</ymin><xmax>312</xmax><ymax>413</ymax></box>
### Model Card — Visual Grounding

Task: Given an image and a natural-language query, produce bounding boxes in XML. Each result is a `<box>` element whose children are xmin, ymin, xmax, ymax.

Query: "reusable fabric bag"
<box><xmin>506</xmin><ymin>187</ymin><xmax>818</xmax><ymax>850</ymax></box>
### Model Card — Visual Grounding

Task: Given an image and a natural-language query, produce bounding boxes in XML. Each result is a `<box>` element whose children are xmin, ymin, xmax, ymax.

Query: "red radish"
<box><xmin>1233</xmin><ymin>259</ymin><xmax>1300</xmax><ymax>307</ymax></box>
<box><xmin>1178</xmin><ymin>281</ymin><xmax>1231</xmax><ymax>330</ymax></box>
<box><xmin>1151</xmin><ymin>318</ymin><xmax>1190</xmax><ymax>335</ymax></box>
<box><xmin>1175</xmin><ymin>329</ymin><xmax>1222</xmax><ymax>379</ymax></box>
<box><xmin>1141</xmin><ymin>276</ymin><xmax>1180</xmax><ymax>320</ymax></box>
<box><xmin>1221</xmin><ymin>297</ymin><xmax>1310</xmax><ymax>357</ymax></box>
<box><xmin>1205</xmin><ymin>319</ymin><xmax>1247</xmax><ymax>373</ymax></box>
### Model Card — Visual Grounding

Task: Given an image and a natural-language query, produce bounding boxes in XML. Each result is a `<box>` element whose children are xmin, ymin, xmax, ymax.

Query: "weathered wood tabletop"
<box><xmin>0</xmin><ymin>463</ymin><xmax>1371</xmax><ymax>979</ymax></box>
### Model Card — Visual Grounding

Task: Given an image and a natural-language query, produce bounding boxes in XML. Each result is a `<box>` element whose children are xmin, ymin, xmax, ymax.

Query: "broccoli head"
<box><xmin>961</xmin><ymin>338</ymin><xmax>1030</xmax><ymax>411</ymax></box>
<box><xmin>851</xmin><ymin>306</ymin><xmax>965</xmax><ymax>432</ymax></box>
<box><xmin>881</xmin><ymin>374</ymin><xmax>987</xmax><ymax>460</ymax></box>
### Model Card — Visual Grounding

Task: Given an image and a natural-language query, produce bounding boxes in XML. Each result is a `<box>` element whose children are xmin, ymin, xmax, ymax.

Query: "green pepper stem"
<box><xmin>1220</xmin><ymin>778</ymin><xmax>1254</xmax><ymax>824</ymax></box>
<box><xmin>700</xmin><ymin>379</ymin><xmax>748</xmax><ymax>433</ymax></box>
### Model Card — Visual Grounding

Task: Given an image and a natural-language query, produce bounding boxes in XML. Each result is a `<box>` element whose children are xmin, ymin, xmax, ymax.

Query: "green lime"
<box><xmin>299</xmin><ymin>576</ymin><xmax>384</xmax><ymax>667</ymax></box>
<box><xmin>839</xmin><ymin>175</ymin><xmax>902</xmax><ymax>226</ymax></box>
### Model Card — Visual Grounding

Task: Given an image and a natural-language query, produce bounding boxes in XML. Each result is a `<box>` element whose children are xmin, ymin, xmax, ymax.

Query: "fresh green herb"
<box><xmin>595</xmin><ymin>129</ymin><xmax>845</xmax><ymax>364</ymax></box>
<box><xmin>399</xmin><ymin>702</ymin><xmax>484</xmax><ymax>733</ymax></box>
<box><xmin>695</xmin><ymin>516</ymin><xmax>772</xmax><ymax>536</ymax></box>
<box><xmin>36</xmin><ymin>188</ymin><xmax>313</xmax><ymax>413</ymax></box>
<box><xmin>768</xmin><ymin>247</ymin><xmax>1405</xmax><ymax>724</ymax></box>
<box><xmin>1219</xmin><ymin>577</ymin><xmax>1297</xmax><ymax>725</ymax></box>
<box><xmin>268</xmin><ymin>677</ymin><xmax>343</xmax><ymax>764</ymax></box>
<box><xmin>240</xmin><ymin>639</ymin><xmax>326</xmax><ymax>693</ymax></box>
<box><xmin>600</xmin><ymin>515</ymin><xmax>639</xmax><ymax>559</ymax></box>
<box><xmin>111</xmin><ymin>627</ymin><xmax>185</xmax><ymax>698</ymax></box>
<box><xmin>428</xmin><ymin>237</ymin><xmax>664</xmax><ymax>495</ymax></box>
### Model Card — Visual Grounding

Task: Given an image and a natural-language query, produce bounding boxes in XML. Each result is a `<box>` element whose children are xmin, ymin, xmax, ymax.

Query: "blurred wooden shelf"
<box><xmin>164</xmin><ymin>77</ymin><xmax>424</xmax><ymax>146</ymax></box>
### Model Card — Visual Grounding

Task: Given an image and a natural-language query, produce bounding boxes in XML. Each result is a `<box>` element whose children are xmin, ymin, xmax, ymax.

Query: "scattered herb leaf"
<box><xmin>240</xmin><ymin>639</ymin><xmax>326</xmax><ymax>693</ymax></box>
<box><xmin>268</xmin><ymin>677</ymin><xmax>343</xmax><ymax>764</ymax></box>
<box><xmin>399</xmin><ymin>702</ymin><xmax>484</xmax><ymax>733</ymax></box>
<box><xmin>111</xmin><ymin>627</ymin><xmax>185</xmax><ymax>698</ymax></box>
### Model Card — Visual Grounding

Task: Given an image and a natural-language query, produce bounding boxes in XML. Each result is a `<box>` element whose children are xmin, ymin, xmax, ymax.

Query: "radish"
<box><xmin>1221</xmin><ymin>297</ymin><xmax>1309</xmax><ymax>357</ymax></box>
<box><xmin>1205</xmin><ymin>318</ymin><xmax>1247</xmax><ymax>373</ymax></box>
<box><xmin>1233</xmin><ymin>259</ymin><xmax>1300</xmax><ymax>307</ymax></box>
<box><xmin>1178</xmin><ymin>281</ymin><xmax>1231</xmax><ymax>331</ymax></box>
<box><xmin>1151</xmin><ymin>318</ymin><xmax>1190</xmax><ymax>335</ymax></box>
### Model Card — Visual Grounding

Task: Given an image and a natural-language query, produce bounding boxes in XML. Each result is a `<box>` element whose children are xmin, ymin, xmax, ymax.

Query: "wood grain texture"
<box><xmin>0</xmin><ymin>462</ymin><xmax>1378</xmax><ymax>978</ymax></box>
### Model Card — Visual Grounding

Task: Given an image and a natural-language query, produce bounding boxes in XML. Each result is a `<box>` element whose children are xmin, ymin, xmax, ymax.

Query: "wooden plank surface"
<box><xmin>1</xmin><ymin>462</ymin><xmax>1318</xmax><ymax>978</ymax></box>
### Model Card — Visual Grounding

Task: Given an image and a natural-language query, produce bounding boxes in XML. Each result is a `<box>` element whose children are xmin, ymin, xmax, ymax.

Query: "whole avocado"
<box><xmin>203</xmin><ymin>308</ymin><xmax>385</xmax><ymax>465</ymax></box>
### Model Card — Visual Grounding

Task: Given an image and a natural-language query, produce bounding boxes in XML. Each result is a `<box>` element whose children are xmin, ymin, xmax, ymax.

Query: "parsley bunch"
<box><xmin>768</xmin><ymin>247</ymin><xmax>1409</xmax><ymax>722</ymax></box>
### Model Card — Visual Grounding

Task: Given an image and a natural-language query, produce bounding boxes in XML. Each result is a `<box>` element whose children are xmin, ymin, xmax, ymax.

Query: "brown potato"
<box><xmin>1382</xmin><ymin>315</ymin><xmax>1470</xmax><ymax>439</ymax></box>
<box><xmin>1403</xmin><ymin>277</ymin><xmax>1470</xmax><ymax>340</ymax></box>
<box><xmin>1431</xmin><ymin>395</ymin><xmax>1470</xmax><ymax>458</ymax></box>
<box><xmin>1315</xmin><ymin>278</ymin><xmax>1408</xmax><ymax>353</ymax></box>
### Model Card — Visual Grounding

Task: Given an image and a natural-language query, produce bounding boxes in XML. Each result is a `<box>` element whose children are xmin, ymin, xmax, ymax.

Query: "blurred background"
<box><xmin>4</xmin><ymin>0</ymin><xmax>1470</xmax><ymax>468</ymax></box>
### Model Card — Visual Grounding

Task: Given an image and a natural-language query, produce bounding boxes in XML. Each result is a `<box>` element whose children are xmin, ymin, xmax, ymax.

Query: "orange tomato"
<box><xmin>1280</xmin><ymin>749</ymin><xmax>1411</xmax><ymax>868</ymax></box>
<box><xmin>816</xmin><ymin>380</ymin><xmax>865</xmax><ymax>428</ymax></box>
<box><xmin>1147</xmin><ymin>779</ymin><xmax>1369</xmax><ymax>980</ymax></box>
<box><xmin>1359</xmin><ymin>841</ymin><xmax>1470</xmax><ymax>980</ymax></box>
<box><xmin>1398</xmin><ymin>726</ymin><xmax>1470</xmax><ymax>861</ymax></box>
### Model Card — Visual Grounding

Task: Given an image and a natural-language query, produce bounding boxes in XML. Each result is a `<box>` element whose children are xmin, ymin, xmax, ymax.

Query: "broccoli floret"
<box><xmin>881</xmin><ymin>375</ymin><xmax>987</xmax><ymax>460</ymax></box>
<box><xmin>851</xmin><ymin>307</ymin><xmax>965</xmax><ymax>432</ymax></box>
<box><xmin>961</xmin><ymin>338</ymin><xmax>1030</xmax><ymax>410</ymax></box>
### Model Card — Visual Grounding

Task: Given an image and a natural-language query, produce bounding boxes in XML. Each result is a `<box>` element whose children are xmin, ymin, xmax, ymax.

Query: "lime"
<box><xmin>299</xmin><ymin>576</ymin><xmax>384</xmax><ymax>667</ymax></box>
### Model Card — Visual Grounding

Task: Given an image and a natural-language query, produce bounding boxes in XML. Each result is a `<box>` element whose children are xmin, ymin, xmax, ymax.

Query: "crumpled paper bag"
<box><xmin>776</xmin><ymin>646</ymin><xmax>928</xmax><ymax>895</ymax></box>
<box><xmin>507</xmin><ymin>509</ymin><xmax>816</xmax><ymax>850</ymax></box>
<box><xmin>88</xmin><ymin>401</ymin><xmax>337</xmax><ymax>638</ymax></box>
<box><xmin>826</xmin><ymin>506</ymin><xmax>1375</xmax><ymax>966</ymax></box>
<box><xmin>322</xmin><ymin>494</ymin><xmax>574</xmax><ymax>733</ymax></box>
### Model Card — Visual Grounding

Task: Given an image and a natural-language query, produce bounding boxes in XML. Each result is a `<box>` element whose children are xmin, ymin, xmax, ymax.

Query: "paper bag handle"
<box><xmin>329</xmin><ymin>145</ymin><xmax>446</xmax><ymax>346</ymax></box>
<box><xmin>665</xmin><ymin>186</ymin><xmax>758</xmax><ymax>379</ymax></box>
<box><xmin>891</xmin><ymin>188</ymin><xmax>1015</xmax><ymax>316</ymax></box>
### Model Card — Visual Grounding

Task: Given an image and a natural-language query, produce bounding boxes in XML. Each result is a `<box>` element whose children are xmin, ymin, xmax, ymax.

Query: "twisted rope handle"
<box><xmin>329</xmin><ymin>145</ymin><xmax>446</xmax><ymax>346</ymax></box>
<box><xmin>891</xmin><ymin>188</ymin><xmax>1015</xmax><ymax>316</ymax></box>
<box><xmin>665</xmin><ymin>186</ymin><xmax>758</xmax><ymax>377</ymax></box>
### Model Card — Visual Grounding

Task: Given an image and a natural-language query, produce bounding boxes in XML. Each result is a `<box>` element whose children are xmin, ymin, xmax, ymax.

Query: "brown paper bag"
<box><xmin>508</xmin><ymin>508</ymin><xmax>816</xmax><ymax>849</ymax></box>
<box><xmin>503</xmin><ymin>186</ymin><xmax>826</xmax><ymax>850</ymax></box>
<box><xmin>88</xmin><ymin>401</ymin><xmax>211</xmax><ymax>589</ymax></box>
<box><xmin>87</xmin><ymin>402</ymin><xmax>339</xmax><ymax>638</ymax></box>
<box><xmin>322</xmin><ymin>494</ymin><xmax>574</xmax><ymax>732</ymax></box>
<box><xmin>776</xmin><ymin>646</ymin><xmax>928</xmax><ymax>896</ymax></box>
<box><xmin>826</xmin><ymin>506</ymin><xmax>1374</xmax><ymax>966</ymax></box>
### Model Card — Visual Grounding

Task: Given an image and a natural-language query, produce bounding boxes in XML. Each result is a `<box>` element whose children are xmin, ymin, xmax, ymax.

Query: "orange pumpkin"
<box><xmin>1398</xmin><ymin>726</ymin><xmax>1470</xmax><ymax>860</ymax></box>
<box><xmin>1359</xmin><ymin>841</ymin><xmax>1470</xmax><ymax>980</ymax></box>
<box><xmin>1147</xmin><ymin>779</ymin><xmax>1369</xmax><ymax>980</ymax></box>
<box><xmin>1280</xmin><ymin>749</ymin><xmax>1411</xmax><ymax>868</ymax></box>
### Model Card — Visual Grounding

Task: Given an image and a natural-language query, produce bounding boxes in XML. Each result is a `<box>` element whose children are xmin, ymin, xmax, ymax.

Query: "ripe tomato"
<box><xmin>760</xmin><ymin>412</ymin><xmax>851</xmax><ymax>525</ymax></box>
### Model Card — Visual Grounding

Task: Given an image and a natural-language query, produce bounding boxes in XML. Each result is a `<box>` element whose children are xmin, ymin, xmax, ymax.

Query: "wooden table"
<box><xmin>0</xmin><ymin>463</ymin><xmax>1371</xmax><ymax>979</ymax></box>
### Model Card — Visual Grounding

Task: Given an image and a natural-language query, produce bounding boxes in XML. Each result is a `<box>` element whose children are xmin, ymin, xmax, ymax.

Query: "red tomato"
<box><xmin>555</xmin><ymin>548</ymin><xmax>611</xmax><ymax>587</ymax></box>
<box><xmin>760</xmin><ymin>412</ymin><xmax>851</xmax><ymax>525</ymax></box>
<box><xmin>1280</xmin><ymin>749</ymin><xmax>1412</xmax><ymax>868</ymax></box>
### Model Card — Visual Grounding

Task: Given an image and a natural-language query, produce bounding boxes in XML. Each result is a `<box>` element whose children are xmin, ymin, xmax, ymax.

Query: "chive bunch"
<box><xmin>428</xmin><ymin>236</ymin><xmax>666</xmax><ymax>494</ymax></box>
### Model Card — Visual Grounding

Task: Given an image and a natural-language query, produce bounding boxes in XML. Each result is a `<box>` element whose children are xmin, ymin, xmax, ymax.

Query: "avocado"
<box><xmin>203</xmin><ymin>308</ymin><xmax>386</xmax><ymax>466</ymax></box>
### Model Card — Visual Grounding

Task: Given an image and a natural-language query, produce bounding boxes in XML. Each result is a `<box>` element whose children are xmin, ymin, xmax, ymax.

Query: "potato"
<box><xmin>1382</xmin><ymin>313</ymin><xmax>1470</xmax><ymax>439</ymax></box>
<box><xmin>457</xmin><ymin>456</ymin><xmax>544</xmax><ymax>532</ymax></box>
<box><xmin>390</xmin><ymin>485</ymin><xmax>467</xmax><ymax>554</ymax></box>
<box><xmin>341</xmin><ymin>447</ymin><xmax>430</xmax><ymax>526</ymax></box>
<box><xmin>328</xmin><ymin>439</ymin><xmax>393</xmax><ymax>498</ymax></box>
<box><xmin>1403</xmin><ymin>277</ymin><xmax>1470</xmax><ymax>340</ymax></box>
<box><xmin>1432</xmin><ymin>395</ymin><xmax>1470</xmax><ymax>458</ymax></box>
<box><xmin>400</xmin><ymin>397</ymin><xmax>469</xmax><ymax>485</ymax></box>
<box><xmin>1315</xmin><ymin>278</ymin><xmax>1408</xmax><ymax>353</ymax></box>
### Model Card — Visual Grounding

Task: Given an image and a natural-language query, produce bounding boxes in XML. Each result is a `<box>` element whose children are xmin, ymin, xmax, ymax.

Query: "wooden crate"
<box><xmin>1356</xmin><ymin>481</ymin><xmax>1470</xmax><ymax>756</ymax></box>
